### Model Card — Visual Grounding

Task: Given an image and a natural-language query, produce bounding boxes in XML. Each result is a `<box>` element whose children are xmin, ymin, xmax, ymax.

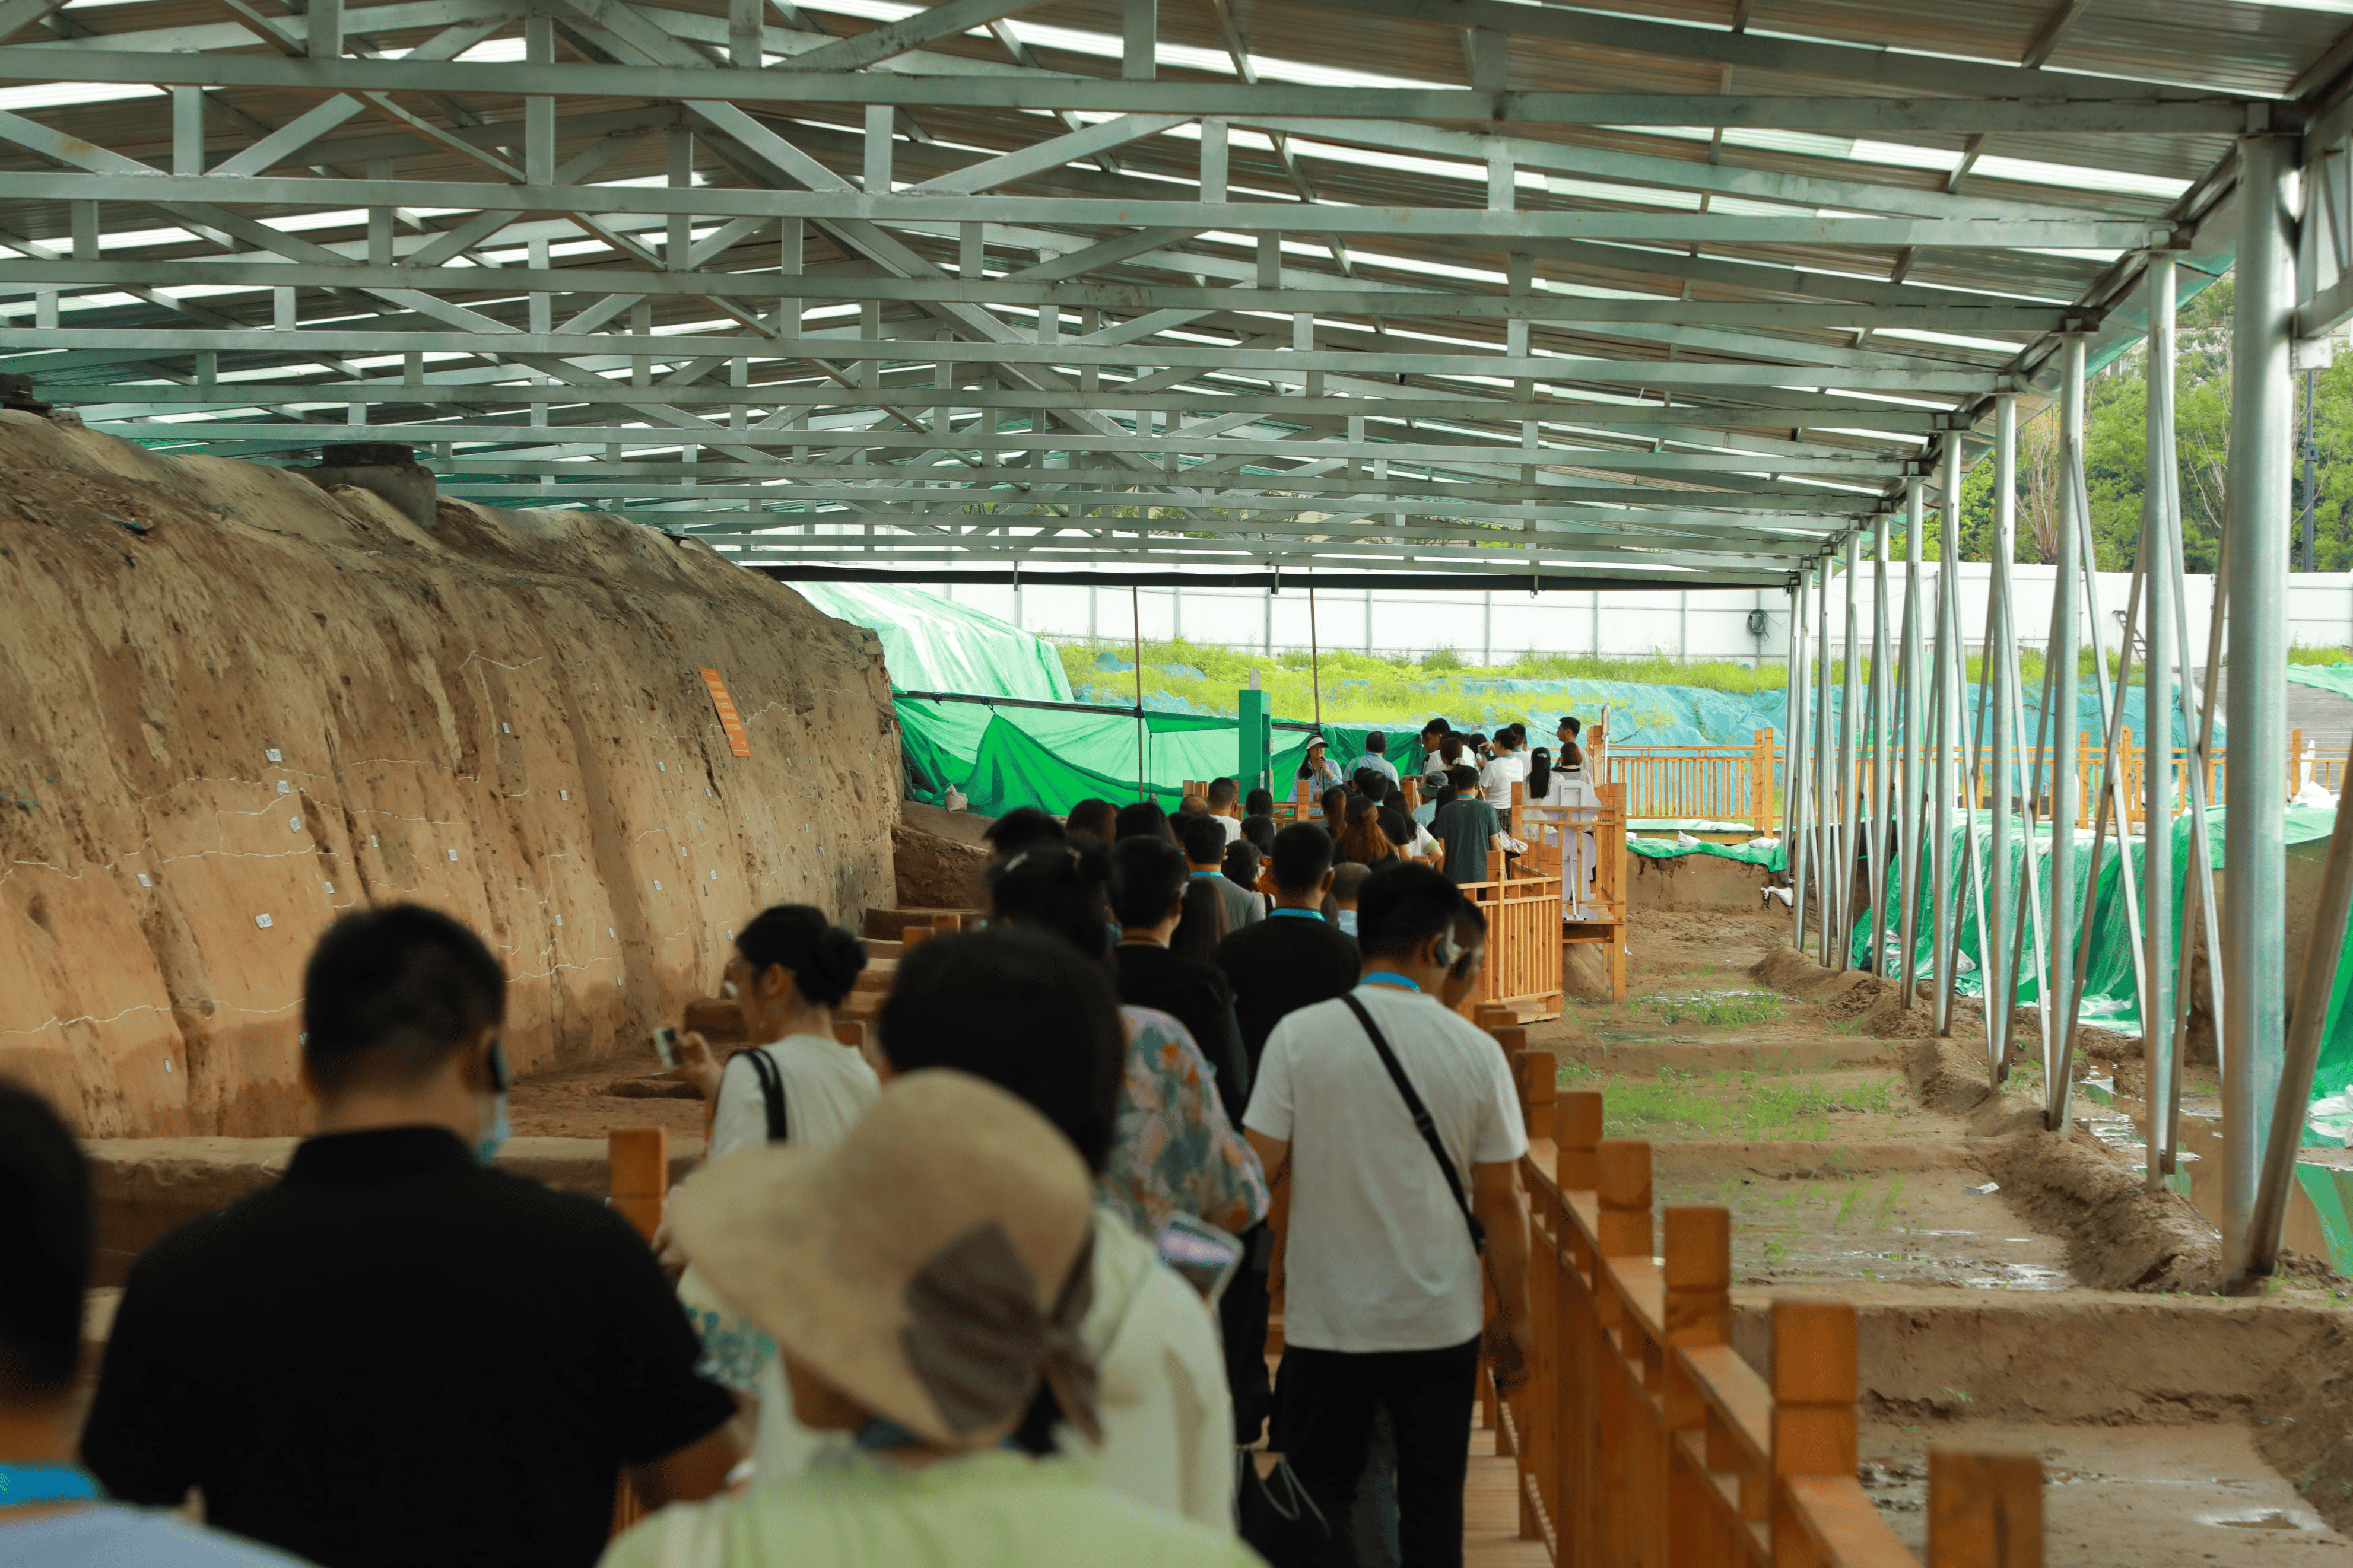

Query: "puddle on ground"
<box><xmin>2200</xmin><ymin>1509</ymin><xmax>2328</xmax><ymax>1532</ymax></box>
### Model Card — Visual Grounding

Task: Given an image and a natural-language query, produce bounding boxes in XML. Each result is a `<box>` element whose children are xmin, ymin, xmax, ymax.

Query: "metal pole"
<box><xmin>2143</xmin><ymin>252</ymin><xmax>2181</xmax><ymax>1188</ymax></box>
<box><xmin>1838</xmin><ymin>531</ymin><xmax>1863</xmax><ymax>971</ymax></box>
<box><xmin>1933</xmin><ymin>441</ymin><xmax>1966</xmax><ymax>1036</ymax></box>
<box><xmin>1787</xmin><ymin>571</ymin><xmax>1814</xmax><ymax>950</ymax></box>
<box><xmin>2301</xmin><ymin>370</ymin><xmax>2319</xmax><ymax>575</ymax></box>
<box><xmin>2047</xmin><ymin>338</ymin><xmax>2085</xmax><ymax>1114</ymax></box>
<box><xmin>2244</xmin><ymin>737</ymin><xmax>2353</xmax><ymax>1281</ymax></box>
<box><xmin>1871</xmin><ymin>515</ymin><xmax>1895</xmax><ymax>971</ymax></box>
<box><xmin>2054</xmin><ymin>450</ymin><xmax>2149</xmax><ymax>1133</ymax></box>
<box><xmin>2221</xmin><ymin>129</ymin><xmax>2295</xmax><ymax>1280</ymax></box>
<box><xmin>1899</xmin><ymin>479</ymin><xmax>1928</xmax><ymax>1007</ymax></box>
<box><xmin>1309</xmin><ymin>582</ymin><xmax>1323</xmax><ymax>730</ymax></box>
<box><xmin>1817</xmin><ymin>552</ymin><xmax>1839</xmax><ymax>965</ymax></box>
<box><xmin>2171</xmin><ymin>478</ymin><xmax>2231</xmax><ymax>1183</ymax></box>
<box><xmin>1132</xmin><ymin>582</ymin><xmax>1146</xmax><ymax>800</ymax></box>
<box><xmin>1989</xmin><ymin>393</ymin><xmax>2021</xmax><ymax>1076</ymax></box>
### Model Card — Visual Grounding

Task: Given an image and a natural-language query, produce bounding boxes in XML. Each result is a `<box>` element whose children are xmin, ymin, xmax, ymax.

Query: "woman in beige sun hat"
<box><xmin>599</xmin><ymin>1068</ymin><xmax>1258</xmax><ymax>1568</ymax></box>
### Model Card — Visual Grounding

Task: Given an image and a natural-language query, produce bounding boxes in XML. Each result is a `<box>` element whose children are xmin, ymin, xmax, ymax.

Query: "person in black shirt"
<box><xmin>1207</xmin><ymin>821</ymin><xmax>1360</xmax><ymax>1446</ymax></box>
<box><xmin>1108</xmin><ymin>835</ymin><xmax>1250</xmax><ymax>1121</ymax></box>
<box><xmin>81</xmin><ymin>905</ymin><xmax>741</xmax><ymax>1568</ymax></box>
<box><xmin>1211</xmin><ymin>822</ymin><xmax>1361</xmax><ymax>1074</ymax></box>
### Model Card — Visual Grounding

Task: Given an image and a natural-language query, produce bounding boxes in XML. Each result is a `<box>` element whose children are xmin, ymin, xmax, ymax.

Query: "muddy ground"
<box><xmin>1527</xmin><ymin>904</ymin><xmax>2353</xmax><ymax>1560</ymax></box>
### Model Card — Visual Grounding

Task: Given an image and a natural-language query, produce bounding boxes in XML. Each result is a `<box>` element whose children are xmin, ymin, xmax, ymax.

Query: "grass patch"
<box><xmin>1641</xmin><ymin>990</ymin><xmax>1780</xmax><ymax>1031</ymax></box>
<box><xmin>1051</xmin><ymin>637</ymin><xmax>1789</xmax><ymax>726</ymax></box>
<box><xmin>1567</xmin><ymin>1066</ymin><xmax>1901</xmax><ymax>1141</ymax></box>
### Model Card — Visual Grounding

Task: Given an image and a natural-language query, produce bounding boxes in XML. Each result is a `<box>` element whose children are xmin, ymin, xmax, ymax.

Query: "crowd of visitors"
<box><xmin>0</xmin><ymin>715</ymin><xmax>1608</xmax><ymax>1568</ymax></box>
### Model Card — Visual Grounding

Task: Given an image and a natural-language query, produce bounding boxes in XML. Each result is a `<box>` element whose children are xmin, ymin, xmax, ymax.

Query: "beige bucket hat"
<box><xmin>671</xmin><ymin>1068</ymin><xmax>1102</xmax><ymax>1449</ymax></box>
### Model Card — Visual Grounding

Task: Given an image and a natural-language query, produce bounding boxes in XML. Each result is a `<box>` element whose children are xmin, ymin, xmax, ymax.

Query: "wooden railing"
<box><xmin>1459</xmin><ymin>844</ymin><xmax>1565</xmax><ymax>1021</ymax></box>
<box><xmin>1488</xmin><ymin>1041</ymin><xmax>2044</xmax><ymax>1566</ymax></box>
<box><xmin>1602</xmin><ymin>731</ymin><xmax>1779</xmax><ymax>831</ymax></box>
<box><xmin>1522</xmin><ymin>781</ymin><xmax>1629</xmax><ymax>1003</ymax></box>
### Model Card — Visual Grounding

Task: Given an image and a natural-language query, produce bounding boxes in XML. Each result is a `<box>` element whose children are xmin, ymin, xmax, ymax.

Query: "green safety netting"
<box><xmin>791</xmin><ymin>583</ymin><xmax>1072</xmax><ymax>701</ymax></box>
<box><xmin>1840</xmin><ymin>804</ymin><xmax>2353</xmax><ymax>1143</ymax></box>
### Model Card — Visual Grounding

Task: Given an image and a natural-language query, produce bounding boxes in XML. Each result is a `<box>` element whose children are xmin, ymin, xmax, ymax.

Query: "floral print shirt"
<box><xmin>1100</xmin><ymin>1005</ymin><xmax>1271</xmax><ymax>1239</ymax></box>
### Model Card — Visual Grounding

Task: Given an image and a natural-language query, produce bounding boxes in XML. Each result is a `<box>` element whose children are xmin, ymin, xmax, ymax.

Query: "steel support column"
<box><xmin>1787</xmin><ymin>571</ymin><xmax>1814</xmax><ymax>950</ymax></box>
<box><xmin>1838</xmin><ymin>530</ymin><xmax>1864</xmax><ymax>971</ymax></box>
<box><xmin>1898</xmin><ymin>478</ymin><xmax>1926</xmax><ymax>1007</ymax></box>
<box><xmin>1933</xmin><ymin>442</ymin><xmax>1965</xmax><ymax>1036</ymax></box>
<box><xmin>1989</xmin><ymin>393</ymin><xmax>2020</xmax><ymax>1076</ymax></box>
<box><xmin>2222</xmin><ymin>131</ymin><xmax>2297</xmax><ymax>1281</ymax></box>
<box><xmin>1817</xmin><ymin>554</ymin><xmax>1839</xmax><ymax>965</ymax></box>
<box><xmin>2048</xmin><ymin>337</ymin><xmax>2084</xmax><ymax>1106</ymax></box>
<box><xmin>2143</xmin><ymin>253</ymin><xmax>2180</xmax><ymax>1190</ymax></box>
<box><xmin>1871</xmin><ymin>516</ymin><xmax>1894</xmax><ymax>972</ymax></box>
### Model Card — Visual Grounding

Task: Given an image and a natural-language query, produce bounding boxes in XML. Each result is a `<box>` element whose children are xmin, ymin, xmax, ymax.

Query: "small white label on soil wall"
<box><xmin>323</xmin><ymin>883</ymin><xmax>332</xmax><ymax>895</ymax></box>
<box><xmin>265</xmin><ymin>748</ymin><xmax>281</xmax><ymax>762</ymax></box>
<box><xmin>163</xmin><ymin>1058</ymin><xmax>172</xmax><ymax>1073</ymax></box>
<box><xmin>255</xmin><ymin>913</ymin><xmax>273</xmax><ymax>928</ymax></box>
<box><xmin>447</xmin><ymin>849</ymin><xmax>458</xmax><ymax>861</ymax></box>
<box><xmin>502</xmin><ymin>723</ymin><xmax>511</xmax><ymax>734</ymax></box>
<box><xmin>136</xmin><ymin>873</ymin><xmax>150</xmax><ymax>887</ymax></box>
<box><xmin>277</xmin><ymin>780</ymin><xmax>290</xmax><ymax>795</ymax></box>
<box><xmin>708</xmin><ymin>870</ymin><xmax>716</xmax><ymax>880</ymax></box>
<box><xmin>658</xmin><ymin>761</ymin><xmax>666</xmax><ymax>772</ymax></box>
<box><xmin>560</xmin><ymin>790</ymin><xmax>569</xmax><ymax>802</ymax></box>
<box><xmin>554</xmin><ymin>915</ymin><xmax>563</xmax><ymax>927</ymax></box>
<box><xmin>289</xmin><ymin>817</ymin><xmax>301</xmax><ymax>832</ymax></box>
<box><xmin>653</xmin><ymin>880</ymin><xmax>663</xmax><ymax>890</ymax></box>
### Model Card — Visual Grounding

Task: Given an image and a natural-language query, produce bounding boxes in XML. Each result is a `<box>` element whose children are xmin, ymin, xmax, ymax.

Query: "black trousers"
<box><xmin>1274</xmin><ymin>1336</ymin><xmax>1480</xmax><ymax>1568</ymax></box>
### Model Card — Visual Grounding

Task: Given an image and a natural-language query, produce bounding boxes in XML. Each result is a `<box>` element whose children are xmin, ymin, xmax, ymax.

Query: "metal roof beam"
<box><xmin>0</xmin><ymin>50</ymin><xmax>2262</xmax><ymax>132</ymax></box>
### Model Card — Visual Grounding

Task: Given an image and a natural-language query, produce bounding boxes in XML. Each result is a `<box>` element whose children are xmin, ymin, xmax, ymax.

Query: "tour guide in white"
<box><xmin>1243</xmin><ymin>863</ymin><xmax>1533</xmax><ymax>1567</ymax></box>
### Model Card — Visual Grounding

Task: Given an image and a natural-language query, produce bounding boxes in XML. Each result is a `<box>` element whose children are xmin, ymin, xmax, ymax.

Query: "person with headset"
<box><xmin>1240</xmin><ymin>866</ymin><xmax>1532</xmax><ymax>1568</ymax></box>
<box><xmin>82</xmin><ymin>905</ymin><xmax>744</xmax><ymax>1568</ymax></box>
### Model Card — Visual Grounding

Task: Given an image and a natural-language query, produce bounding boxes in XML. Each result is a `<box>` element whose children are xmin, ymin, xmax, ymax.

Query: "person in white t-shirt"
<box><xmin>1243</xmin><ymin>865</ymin><xmax>1532</xmax><ymax>1565</ymax></box>
<box><xmin>1479</xmin><ymin>724</ymin><xmax>1530</xmax><ymax>820</ymax></box>
<box><xmin>672</xmin><ymin>906</ymin><xmax>883</xmax><ymax>1406</ymax></box>
<box><xmin>1205</xmin><ymin>777</ymin><xmax>1247</xmax><ymax>845</ymax></box>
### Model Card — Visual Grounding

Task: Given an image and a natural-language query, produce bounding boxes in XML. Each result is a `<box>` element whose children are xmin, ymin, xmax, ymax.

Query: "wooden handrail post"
<box><xmin>1512</xmin><ymin>1049</ymin><xmax>1556</xmax><ymax>1146</ymax></box>
<box><xmin>1755</xmin><ymin>728</ymin><xmax>1777</xmax><ymax>835</ymax></box>
<box><xmin>1928</xmin><ymin>1449</ymin><xmax>2044</xmax><ymax>1567</ymax></box>
<box><xmin>1596</xmin><ymin>1138</ymin><xmax>1652</xmax><ymax>1261</ymax></box>
<box><xmin>608</xmin><ymin>1126</ymin><xmax>668</xmax><ymax>1244</ymax></box>
<box><xmin>1557</xmin><ymin>1090</ymin><xmax>1603</xmax><ymax>1192</ymax></box>
<box><xmin>1665</xmin><ymin>1206</ymin><xmax>1732</xmax><ymax>1564</ymax></box>
<box><xmin>1771</xmin><ymin>1300</ymin><xmax>1860</xmax><ymax>1567</ymax></box>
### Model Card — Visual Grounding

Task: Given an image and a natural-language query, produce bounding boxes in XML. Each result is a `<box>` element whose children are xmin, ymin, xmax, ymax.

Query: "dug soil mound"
<box><xmin>0</xmin><ymin>412</ymin><xmax>898</xmax><ymax>1136</ymax></box>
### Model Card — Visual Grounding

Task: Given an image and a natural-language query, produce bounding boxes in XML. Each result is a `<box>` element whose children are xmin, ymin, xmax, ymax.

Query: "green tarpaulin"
<box><xmin>792</xmin><ymin>582</ymin><xmax>1072</xmax><ymax>702</ymax></box>
<box><xmin>2287</xmin><ymin>662</ymin><xmax>2353</xmax><ymax>702</ymax></box>
<box><xmin>896</xmin><ymin>697</ymin><xmax>1317</xmax><ymax>819</ymax></box>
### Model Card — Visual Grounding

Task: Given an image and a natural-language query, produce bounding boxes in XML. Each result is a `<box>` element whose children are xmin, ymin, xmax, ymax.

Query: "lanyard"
<box><xmin>1361</xmin><ymin>972</ymin><xmax>1421</xmax><ymax>993</ymax></box>
<box><xmin>0</xmin><ymin>1464</ymin><xmax>99</xmax><ymax>1510</ymax></box>
<box><xmin>1190</xmin><ymin>870</ymin><xmax>1225</xmax><ymax>879</ymax></box>
<box><xmin>1270</xmin><ymin>908</ymin><xmax>1325</xmax><ymax>921</ymax></box>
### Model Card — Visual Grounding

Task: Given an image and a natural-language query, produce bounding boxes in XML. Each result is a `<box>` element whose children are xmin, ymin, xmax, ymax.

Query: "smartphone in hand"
<box><xmin>651</xmin><ymin>1026</ymin><xmax>680</xmax><ymax>1070</ymax></box>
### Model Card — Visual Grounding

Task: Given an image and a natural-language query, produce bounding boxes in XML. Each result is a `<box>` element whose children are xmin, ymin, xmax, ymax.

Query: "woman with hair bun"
<box><xmin>672</xmin><ymin>905</ymin><xmax>883</xmax><ymax>1440</ymax></box>
<box><xmin>675</xmin><ymin>904</ymin><xmax>878</xmax><ymax>1166</ymax></box>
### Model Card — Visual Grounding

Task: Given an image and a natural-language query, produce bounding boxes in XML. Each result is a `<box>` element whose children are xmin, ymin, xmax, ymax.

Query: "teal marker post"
<box><xmin>1238</xmin><ymin>688</ymin><xmax>1272</xmax><ymax>794</ymax></box>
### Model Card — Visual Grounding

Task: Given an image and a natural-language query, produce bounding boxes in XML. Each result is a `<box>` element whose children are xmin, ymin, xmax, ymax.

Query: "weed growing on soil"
<box><xmin>1641</xmin><ymin>990</ymin><xmax>1780</xmax><ymax>1030</ymax></box>
<box><xmin>1593</xmin><ymin>1068</ymin><xmax>1899</xmax><ymax>1140</ymax></box>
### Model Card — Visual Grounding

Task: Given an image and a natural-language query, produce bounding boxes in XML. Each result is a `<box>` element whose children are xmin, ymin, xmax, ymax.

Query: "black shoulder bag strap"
<box><xmin>1339</xmin><ymin>993</ymin><xmax>1484</xmax><ymax>1255</ymax></box>
<box><xmin>729</xmin><ymin>1048</ymin><xmax>790</xmax><ymax>1143</ymax></box>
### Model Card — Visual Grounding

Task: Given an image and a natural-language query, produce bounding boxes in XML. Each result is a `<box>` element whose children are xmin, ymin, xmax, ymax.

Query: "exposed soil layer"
<box><xmin>0</xmin><ymin>413</ymin><xmax>898</xmax><ymax>1135</ymax></box>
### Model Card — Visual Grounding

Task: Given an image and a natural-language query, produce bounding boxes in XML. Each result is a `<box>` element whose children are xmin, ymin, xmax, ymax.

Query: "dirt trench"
<box><xmin>1525</xmin><ymin>902</ymin><xmax>2353</xmax><ymax>1554</ymax></box>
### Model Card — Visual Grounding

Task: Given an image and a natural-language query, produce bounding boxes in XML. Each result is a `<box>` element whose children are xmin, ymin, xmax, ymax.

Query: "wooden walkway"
<box><xmin>1465</xmin><ymin>1401</ymin><xmax>1550</xmax><ymax>1567</ymax></box>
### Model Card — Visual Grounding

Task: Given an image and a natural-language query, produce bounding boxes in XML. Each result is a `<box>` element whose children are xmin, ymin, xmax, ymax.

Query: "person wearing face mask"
<box><xmin>81</xmin><ymin>904</ymin><xmax>743</xmax><ymax>1568</ymax></box>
